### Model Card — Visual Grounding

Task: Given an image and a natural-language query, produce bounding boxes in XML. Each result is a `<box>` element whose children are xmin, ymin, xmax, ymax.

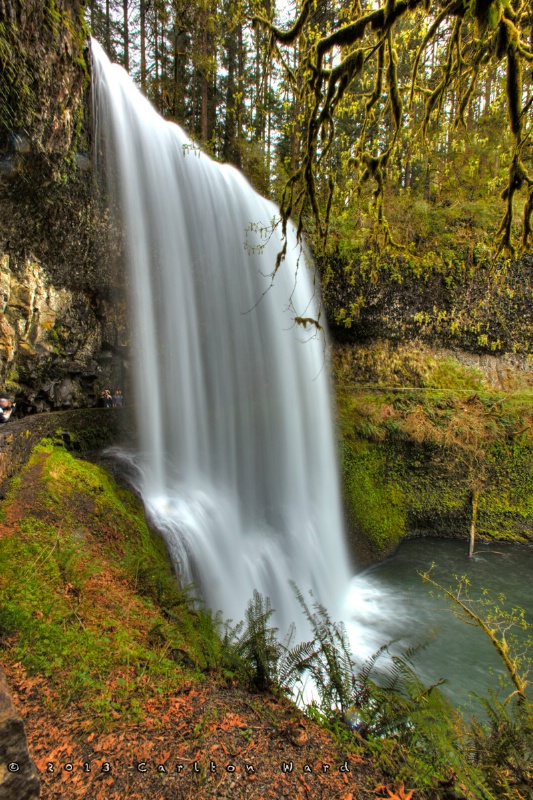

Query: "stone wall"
<box><xmin>0</xmin><ymin>407</ymin><xmax>135</xmax><ymax>494</ymax></box>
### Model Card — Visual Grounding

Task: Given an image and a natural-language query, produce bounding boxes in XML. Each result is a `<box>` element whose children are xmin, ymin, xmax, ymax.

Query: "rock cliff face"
<box><xmin>323</xmin><ymin>249</ymin><xmax>533</xmax><ymax>360</ymax></box>
<box><xmin>0</xmin><ymin>0</ymin><xmax>128</xmax><ymax>410</ymax></box>
<box><xmin>0</xmin><ymin>668</ymin><xmax>40</xmax><ymax>800</ymax></box>
<box><xmin>0</xmin><ymin>252</ymin><xmax>129</xmax><ymax>410</ymax></box>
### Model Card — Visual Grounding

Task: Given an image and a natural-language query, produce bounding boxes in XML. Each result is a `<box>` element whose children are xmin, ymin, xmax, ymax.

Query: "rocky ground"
<box><xmin>5</xmin><ymin>663</ymin><xmax>390</xmax><ymax>800</ymax></box>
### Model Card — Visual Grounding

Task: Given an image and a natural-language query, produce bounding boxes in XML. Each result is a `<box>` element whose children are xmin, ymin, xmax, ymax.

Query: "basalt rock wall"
<box><xmin>0</xmin><ymin>0</ymin><xmax>128</xmax><ymax>410</ymax></box>
<box><xmin>0</xmin><ymin>252</ymin><xmax>130</xmax><ymax>411</ymax></box>
<box><xmin>324</xmin><ymin>251</ymin><xmax>533</xmax><ymax>360</ymax></box>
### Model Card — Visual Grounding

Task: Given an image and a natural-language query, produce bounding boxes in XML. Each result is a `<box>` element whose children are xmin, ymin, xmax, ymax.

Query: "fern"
<box><xmin>291</xmin><ymin>581</ymin><xmax>355</xmax><ymax>714</ymax></box>
<box><xmin>468</xmin><ymin>692</ymin><xmax>533</xmax><ymax>797</ymax></box>
<box><xmin>276</xmin><ymin>637</ymin><xmax>319</xmax><ymax>695</ymax></box>
<box><xmin>228</xmin><ymin>590</ymin><xmax>281</xmax><ymax>690</ymax></box>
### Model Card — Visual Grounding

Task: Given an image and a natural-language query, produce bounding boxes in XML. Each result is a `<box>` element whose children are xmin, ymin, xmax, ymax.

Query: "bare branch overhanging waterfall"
<box><xmin>91</xmin><ymin>39</ymin><xmax>352</xmax><ymax>631</ymax></box>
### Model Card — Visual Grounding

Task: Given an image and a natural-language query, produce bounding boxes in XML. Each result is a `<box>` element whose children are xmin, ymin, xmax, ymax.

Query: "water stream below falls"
<box><xmin>91</xmin><ymin>40</ymin><xmax>351</xmax><ymax>634</ymax></box>
<box><xmin>346</xmin><ymin>539</ymin><xmax>533</xmax><ymax>710</ymax></box>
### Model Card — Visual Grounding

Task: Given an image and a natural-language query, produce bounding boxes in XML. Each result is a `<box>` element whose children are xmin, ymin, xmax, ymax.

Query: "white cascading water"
<box><xmin>91</xmin><ymin>40</ymin><xmax>352</xmax><ymax>633</ymax></box>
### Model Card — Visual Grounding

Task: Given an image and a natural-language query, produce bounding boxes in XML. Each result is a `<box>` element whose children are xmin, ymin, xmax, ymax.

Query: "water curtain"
<box><xmin>91</xmin><ymin>39</ymin><xmax>351</xmax><ymax>631</ymax></box>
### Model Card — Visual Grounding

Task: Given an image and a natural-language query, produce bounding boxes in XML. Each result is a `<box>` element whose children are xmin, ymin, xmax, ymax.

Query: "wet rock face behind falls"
<box><xmin>0</xmin><ymin>252</ymin><xmax>128</xmax><ymax>411</ymax></box>
<box><xmin>0</xmin><ymin>0</ymin><xmax>128</xmax><ymax>409</ymax></box>
<box><xmin>0</xmin><ymin>668</ymin><xmax>40</xmax><ymax>800</ymax></box>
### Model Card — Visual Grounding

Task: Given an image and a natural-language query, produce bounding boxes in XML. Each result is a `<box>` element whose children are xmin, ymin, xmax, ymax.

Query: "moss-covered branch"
<box><xmin>255</xmin><ymin>0</ymin><xmax>533</xmax><ymax>257</ymax></box>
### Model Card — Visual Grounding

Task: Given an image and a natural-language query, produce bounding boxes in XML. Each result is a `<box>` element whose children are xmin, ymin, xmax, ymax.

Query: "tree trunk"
<box><xmin>254</xmin><ymin>29</ymin><xmax>262</xmax><ymax>142</ymax></box>
<box><xmin>236</xmin><ymin>23</ymin><xmax>244</xmax><ymax>145</ymax></box>
<box><xmin>123</xmin><ymin>0</ymin><xmax>129</xmax><ymax>72</ymax></box>
<box><xmin>154</xmin><ymin>9</ymin><xmax>159</xmax><ymax>107</ymax></box>
<box><xmin>172</xmin><ymin>23</ymin><xmax>187</xmax><ymax>122</ymax></box>
<box><xmin>291</xmin><ymin>41</ymin><xmax>301</xmax><ymax>172</ymax></box>
<box><xmin>201</xmin><ymin>27</ymin><xmax>208</xmax><ymax>142</ymax></box>
<box><xmin>484</xmin><ymin>71</ymin><xmax>492</xmax><ymax>114</ymax></box>
<box><xmin>424</xmin><ymin>162</ymin><xmax>431</xmax><ymax>200</ymax></box>
<box><xmin>262</xmin><ymin>0</ymin><xmax>271</xmax><ymax>175</ymax></box>
<box><xmin>105</xmin><ymin>0</ymin><xmax>111</xmax><ymax>53</ymax></box>
<box><xmin>266</xmin><ymin>68</ymin><xmax>271</xmax><ymax>183</ymax></box>
<box><xmin>140</xmin><ymin>0</ymin><xmax>147</xmax><ymax>92</ymax></box>
<box><xmin>469</xmin><ymin>487</ymin><xmax>479</xmax><ymax>559</ymax></box>
<box><xmin>207</xmin><ymin>34</ymin><xmax>217</xmax><ymax>145</ymax></box>
<box><xmin>404</xmin><ymin>159</ymin><xmax>412</xmax><ymax>189</ymax></box>
<box><xmin>223</xmin><ymin>19</ymin><xmax>238</xmax><ymax>163</ymax></box>
<box><xmin>192</xmin><ymin>66</ymin><xmax>198</xmax><ymax>134</ymax></box>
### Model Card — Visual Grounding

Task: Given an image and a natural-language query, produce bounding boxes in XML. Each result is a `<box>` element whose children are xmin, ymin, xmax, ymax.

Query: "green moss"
<box><xmin>479</xmin><ymin>435</ymin><xmax>533</xmax><ymax>539</ymax></box>
<box><xmin>0</xmin><ymin>444</ymin><xmax>238</xmax><ymax>725</ymax></box>
<box><xmin>30</xmin><ymin>441</ymin><xmax>175</xmax><ymax>585</ymax></box>
<box><xmin>342</xmin><ymin>438</ymin><xmax>406</xmax><ymax>557</ymax></box>
<box><xmin>338</xmin><ymin>351</ymin><xmax>533</xmax><ymax>561</ymax></box>
<box><xmin>0</xmin><ymin>0</ymin><xmax>89</xmax><ymax>161</ymax></box>
<box><xmin>421</xmin><ymin>357</ymin><xmax>486</xmax><ymax>391</ymax></box>
<box><xmin>52</xmin><ymin>412</ymin><xmax>129</xmax><ymax>452</ymax></box>
<box><xmin>44</xmin><ymin>0</ymin><xmax>63</xmax><ymax>34</ymax></box>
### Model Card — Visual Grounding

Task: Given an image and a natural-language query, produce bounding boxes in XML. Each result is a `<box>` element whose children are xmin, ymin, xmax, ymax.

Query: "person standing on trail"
<box><xmin>0</xmin><ymin>396</ymin><xmax>16</xmax><ymax>423</ymax></box>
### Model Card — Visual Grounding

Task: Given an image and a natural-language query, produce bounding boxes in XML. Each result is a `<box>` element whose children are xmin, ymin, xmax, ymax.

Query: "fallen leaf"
<box><xmin>376</xmin><ymin>782</ymin><xmax>414</xmax><ymax>800</ymax></box>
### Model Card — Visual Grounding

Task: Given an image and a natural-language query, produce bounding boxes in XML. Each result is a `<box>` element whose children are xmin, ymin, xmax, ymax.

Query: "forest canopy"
<box><xmin>88</xmin><ymin>0</ymin><xmax>533</xmax><ymax>262</ymax></box>
<box><xmin>255</xmin><ymin>0</ymin><xmax>533</xmax><ymax>258</ymax></box>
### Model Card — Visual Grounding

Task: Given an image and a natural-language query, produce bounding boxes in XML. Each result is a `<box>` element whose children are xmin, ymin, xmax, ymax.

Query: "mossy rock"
<box><xmin>338</xmin><ymin>347</ymin><xmax>533</xmax><ymax>563</ymax></box>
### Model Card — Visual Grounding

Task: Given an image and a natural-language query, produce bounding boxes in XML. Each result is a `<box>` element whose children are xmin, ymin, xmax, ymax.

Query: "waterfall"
<box><xmin>91</xmin><ymin>39</ymin><xmax>352</xmax><ymax>633</ymax></box>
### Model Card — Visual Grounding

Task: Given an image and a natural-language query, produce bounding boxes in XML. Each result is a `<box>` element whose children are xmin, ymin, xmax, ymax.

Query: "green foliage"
<box><xmin>228</xmin><ymin>590</ymin><xmax>281</xmax><ymax>691</ymax></box>
<box><xmin>223</xmin><ymin>590</ymin><xmax>318</xmax><ymax>694</ymax></box>
<box><xmin>468</xmin><ymin>694</ymin><xmax>533</xmax><ymax>798</ymax></box>
<box><xmin>292</xmin><ymin>585</ymin><xmax>355</xmax><ymax>715</ymax></box>
<box><xmin>421</xmin><ymin>573</ymin><xmax>532</xmax><ymax>701</ymax></box>
<box><xmin>255</xmin><ymin>0</ymin><xmax>533</xmax><ymax>258</ymax></box>
<box><xmin>356</xmin><ymin>650</ymin><xmax>495</xmax><ymax>798</ymax></box>
<box><xmin>418</xmin><ymin>575</ymin><xmax>533</xmax><ymax>798</ymax></box>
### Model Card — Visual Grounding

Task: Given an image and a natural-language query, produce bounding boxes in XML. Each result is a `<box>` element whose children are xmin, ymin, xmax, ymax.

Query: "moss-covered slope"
<box><xmin>0</xmin><ymin>441</ymin><xmax>214</xmax><ymax>721</ymax></box>
<box><xmin>337</xmin><ymin>343</ymin><xmax>533</xmax><ymax>563</ymax></box>
<box><xmin>0</xmin><ymin>440</ymin><xmax>390</xmax><ymax>800</ymax></box>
